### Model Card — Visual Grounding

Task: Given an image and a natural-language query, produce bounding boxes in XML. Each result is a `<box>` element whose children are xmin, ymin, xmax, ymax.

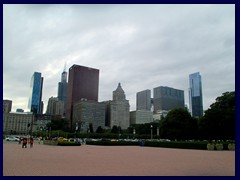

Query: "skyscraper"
<box><xmin>189</xmin><ymin>72</ymin><xmax>203</xmax><ymax>118</ymax></box>
<box><xmin>105</xmin><ymin>83</ymin><xmax>130</xmax><ymax>129</ymax></box>
<box><xmin>153</xmin><ymin>86</ymin><xmax>184</xmax><ymax>113</ymax></box>
<box><xmin>46</xmin><ymin>97</ymin><xmax>64</xmax><ymax>116</ymax></box>
<box><xmin>66</xmin><ymin>64</ymin><xmax>99</xmax><ymax>129</ymax></box>
<box><xmin>28</xmin><ymin>72</ymin><xmax>44</xmax><ymax>114</ymax></box>
<box><xmin>136</xmin><ymin>89</ymin><xmax>151</xmax><ymax>111</ymax></box>
<box><xmin>3</xmin><ymin>100</ymin><xmax>12</xmax><ymax>113</ymax></box>
<box><xmin>57</xmin><ymin>64</ymin><xmax>68</xmax><ymax>115</ymax></box>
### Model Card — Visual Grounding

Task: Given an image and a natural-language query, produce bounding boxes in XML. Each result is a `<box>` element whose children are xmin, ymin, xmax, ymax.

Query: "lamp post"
<box><xmin>150</xmin><ymin>125</ymin><xmax>153</xmax><ymax>140</ymax></box>
<box><xmin>133</xmin><ymin>128</ymin><xmax>136</xmax><ymax>139</ymax></box>
<box><xmin>40</xmin><ymin>126</ymin><xmax>43</xmax><ymax>140</ymax></box>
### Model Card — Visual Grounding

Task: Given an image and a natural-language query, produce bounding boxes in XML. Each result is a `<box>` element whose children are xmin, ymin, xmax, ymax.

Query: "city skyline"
<box><xmin>3</xmin><ymin>4</ymin><xmax>235</xmax><ymax>113</ymax></box>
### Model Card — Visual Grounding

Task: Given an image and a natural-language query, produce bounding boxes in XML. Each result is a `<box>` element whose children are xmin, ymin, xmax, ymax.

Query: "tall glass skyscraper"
<box><xmin>28</xmin><ymin>72</ymin><xmax>44</xmax><ymax>114</ymax></box>
<box><xmin>189</xmin><ymin>72</ymin><xmax>203</xmax><ymax>118</ymax></box>
<box><xmin>58</xmin><ymin>65</ymin><xmax>68</xmax><ymax>116</ymax></box>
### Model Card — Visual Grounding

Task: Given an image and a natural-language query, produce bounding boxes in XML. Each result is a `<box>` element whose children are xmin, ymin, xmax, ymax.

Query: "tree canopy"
<box><xmin>198</xmin><ymin>91</ymin><xmax>235</xmax><ymax>140</ymax></box>
<box><xmin>159</xmin><ymin>108</ymin><xmax>198</xmax><ymax>140</ymax></box>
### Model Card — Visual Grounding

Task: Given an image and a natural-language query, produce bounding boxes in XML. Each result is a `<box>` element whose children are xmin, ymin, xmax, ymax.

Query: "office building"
<box><xmin>189</xmin><ymin>72</ymin><xmax>203</xmax><ymax>118</ymax></box>
<box><xmin>130</xmin><ymin>110</ymin><xmax>153</xmax><ymax>125</ymax></box>
<box><xmin>16</xmin><ymin>109</ymin><xmax>24</xmax><ymax>112</ymax></box>
<box><xmin>28</xmin><ymin>72</ymin><xmax>44</xmax><ymax>114</ymax></box>
<box><xmin>57</xmin><ymin>65</ymin><xmax>68</xmax><ymax>115</ymax></box>
<box><xmin>3</xmin><ymin>112</ymin><xmax>34</xmax><ymax>135</ymax></box>
<box><xmin>3</xmin><ymin>100</ymin><xmax>12</xmax><ymax>113</ymax></box>
<box><xmin>46</xmin><ymin>97</ymin><xmax>64</xmax><ymax>116</ymax></box>
<box><xmin>66</xmin><ymin>64</ymin><xmax>99</xmax><ymax>129</ymax></box>
<box><xmin>72</xmin><ymin>101</ymin><xmax>106</xmax><ymax>132</ymax></box>
<box><xmin>105</xmin><ymin>83</ymin><xmax>130</xmax><ymax>129</ymax></box>
<box><xmin>136</xmin><ymin>90</ymin><xmax>151</xmax><ymax>111</ymax></box>
<box><xmin>153</xmin><ymin>86</ymin><xmax>184</xmax><ymax>113</ymax></box>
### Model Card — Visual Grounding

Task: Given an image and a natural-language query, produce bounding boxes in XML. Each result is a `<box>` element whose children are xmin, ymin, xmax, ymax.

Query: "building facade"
<box><xmin>32</xmin><ymin>114</ymin><xmax>52</xmax><ymax>133</ymax></box>
<box><xmin>3</xmin><ymin>112</ymin><xmax>34</xmax><ymax>135</ymax></box>
<box><xmin>189</xmin><ymin>72</ymin><xmax>203</xmax><ymax>118</ymax></box>
<box><xmin>28</xmin><ymin>72</ymin><xmax>44</xmax><ymax>114</ymax></box>
<box><xmin>58</xmin><ymin>66</ymin><xmax>68</xmax><ymax>116</ymax></box>
<box><xmin>46</xmin><ymin>97</ymin><xmax>64</xmax><ymax>116</ymax></box>
<box><xmin>66</xmin><ymin>64</ymin><xmax>99</xmax><ymax>129</ymax></box>
<box><xmin>153</xmin><ymin>86</ymin><xmax>185</xmax><ymax>113</ymax></box>
<box><xmin>16</xmin><ymin>109</ymin><xmax>24</xmax><ymax>112</ymax></box>
<box><xmin>105</xmin><ymin>83</ymin><xmax>130</xmax><ymax>129</ymax></box>
<box><xmin>3</xmin><ymin>100</ymin><xmax>12</xmax><ymax>113</ymax></box>
<box><xmin>136</xmin><ymin>90</ymin><xmax>151</xmax><ymax>111</ymax></box>
<box><xmin>130</xmin><ymin>110</ymin><xmax>153</xmax><ymax>125</ymax></box>
<box><xmin>72</xmin><ymin>101</ymin><xmax>106</xmax><ymax>132</ymax></box>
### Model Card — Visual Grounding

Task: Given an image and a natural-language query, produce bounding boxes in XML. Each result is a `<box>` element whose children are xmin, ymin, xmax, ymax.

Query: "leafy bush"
<box><xmin>57</xmin><ymin>141</ymin><xmax>81</xmax><ymax>146</ymax></box>
<box><xmin>144</xmin><ymin>141</ymin><xmax>208</xmax><ymax>150</ymax></box>
<box><xmin>86</xmin><ymin>140</ymin><xmax>139</xmax><ymax>146</ymax></box>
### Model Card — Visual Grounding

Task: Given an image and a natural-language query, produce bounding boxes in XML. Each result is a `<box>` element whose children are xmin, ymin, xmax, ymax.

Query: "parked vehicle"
<box><xmin>5</xmin><ymin>136</ymin><xmax>19</xmax><ymax>142</ymax></box>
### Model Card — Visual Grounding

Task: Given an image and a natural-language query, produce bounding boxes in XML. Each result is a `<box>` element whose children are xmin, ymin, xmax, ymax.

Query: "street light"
<box><xmin>150</xmin><ymin>125</ymin><xmax>153</xmax><ymax>140</ymax></box>
<box><xmin>133</xmin><ymin>128</ymin><xmax>136</xmax><ymax>139</ymax></box>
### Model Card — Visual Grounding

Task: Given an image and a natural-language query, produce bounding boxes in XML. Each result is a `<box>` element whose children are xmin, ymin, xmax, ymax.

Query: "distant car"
<box><xmin>5</xmin><ymin>137</ymin><xmax>19</xmax><ymax>142</ymax></box>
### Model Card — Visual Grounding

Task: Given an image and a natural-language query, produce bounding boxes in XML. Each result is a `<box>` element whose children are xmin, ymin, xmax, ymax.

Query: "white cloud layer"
<box><xmin>3</xmin><ymin>4</ymin><xmax>235</xmax><ymax>113</ymax></box>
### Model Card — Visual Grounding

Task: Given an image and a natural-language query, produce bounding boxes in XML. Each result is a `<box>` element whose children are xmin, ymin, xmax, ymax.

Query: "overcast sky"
<box><xmin>3</xmin><ymin>4</ymin><xmax>235</xmax><ymax>113</ymax></box>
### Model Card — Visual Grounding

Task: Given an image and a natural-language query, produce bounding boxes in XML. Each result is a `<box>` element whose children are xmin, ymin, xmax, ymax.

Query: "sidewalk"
<box><xmin>3</xmin><ymin>142</ymin><xmax>235</xmax><ymax>176</ymax></box>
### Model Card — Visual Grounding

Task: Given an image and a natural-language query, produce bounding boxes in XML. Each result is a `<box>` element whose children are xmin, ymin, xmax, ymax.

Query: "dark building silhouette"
<box><xmin>66</xmin><ymin>64</ymin><xmax>99</xmax><ymax>129</ymax></box>
<box><xmin>57</xmin><ymin>64</ymin><xmax>68</xmax><ymax>116</ymax></box>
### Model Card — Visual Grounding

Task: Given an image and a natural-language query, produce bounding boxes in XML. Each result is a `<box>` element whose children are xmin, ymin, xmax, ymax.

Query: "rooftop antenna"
<box><xmin>63</xmin><ymin>61</ymin><xmax>67</xmax><ymax>72</ymax></box>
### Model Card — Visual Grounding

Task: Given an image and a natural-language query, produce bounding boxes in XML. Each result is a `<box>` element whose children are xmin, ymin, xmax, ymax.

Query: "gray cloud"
<box><xmin>3</xmin><ymin>4</ymin><xmax>235</xmax><ymax>113</ymax></box>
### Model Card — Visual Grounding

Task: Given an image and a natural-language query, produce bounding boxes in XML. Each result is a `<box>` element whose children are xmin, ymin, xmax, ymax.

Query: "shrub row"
<box><xmin>144</xmin><ymin>141</ymin><xmax>208</xmax><ymax>150</ymax></box>
<box><xmin>57</xmin><ymin>141</ymin><xmax>81</xmax><ymax>146</ymax></box>
<box><xmin>86</xmin><ymin>140</ymin><xmax>139</xmax><ymax>146</ymax></box>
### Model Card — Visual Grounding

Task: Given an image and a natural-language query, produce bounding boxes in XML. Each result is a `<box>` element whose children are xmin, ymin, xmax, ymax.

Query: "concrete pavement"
<box><xmin>3</xmin><ymin>141</ymin><xmax>235</xmax><ymax>176</ymax></box>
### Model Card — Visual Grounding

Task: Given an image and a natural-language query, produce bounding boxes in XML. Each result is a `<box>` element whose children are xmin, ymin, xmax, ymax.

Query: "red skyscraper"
<box><xmin>66</xmin><ymin>64</ymin><xmax>99</xmax><ymax>129</ymax></box>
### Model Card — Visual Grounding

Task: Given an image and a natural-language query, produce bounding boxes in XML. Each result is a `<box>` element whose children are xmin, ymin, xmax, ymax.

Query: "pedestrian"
<box><xmin>18</xmin><ymin>138</ymin><xmax>21</xmax><ymax>145</ymax></box>
<box><xmin>38</xmin><ymin>137</ymin><xmax>41</xmax><ymax>144</ymax></box>
<box><xmin>30</xmin><ymin>137</ymin><xmax>34</xmax><ymax>148</ymax></box>
<box><xmin>22</xmin><ymin>138</ymin><xmax>27</xmax><ymax>148</ymax></box>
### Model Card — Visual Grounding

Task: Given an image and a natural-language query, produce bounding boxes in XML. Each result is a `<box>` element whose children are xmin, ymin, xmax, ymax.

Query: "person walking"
<box><xmin>30</xmin><ymin>137</ymin><xmax>34</xmax><ymax>148</ymax></box>
<box><xmin>38</xmin><ymin>137</ymin><xmax>41</xmax><ymax>144</ymax></box>
<box><xmin>22</xmin><ymin>138</ymin><xmax>27</xmax><ymax>148</ymax></box>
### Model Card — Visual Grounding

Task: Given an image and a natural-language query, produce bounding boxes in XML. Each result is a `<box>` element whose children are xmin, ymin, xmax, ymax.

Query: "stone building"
<box><xmin>130</xmin><ymin>110</ymin><xmax>153</xmax><ymax>125</ymax></box>
<box><xmin>46</xmin><ymin>97</ymin><xmax>64</xmax><ymax>116</ymax></box>
<box><xmin>72</xmin><ymin>100</ymin><xmax>106</xmax><ymax>132</ymax></box>
<box><xmin>105</xmin><ymin>83</ymin><xmax>130</xmax><ymax>130</ymax></box>
<box><xmin>3</xmin><ymin>100</ymin><xmax>12</xmax><ymax>113</ymax></box>
<box><xmin>3</xmin><ymin>112</ymin><xmax>34</xmax><ymax>135</ymax></box>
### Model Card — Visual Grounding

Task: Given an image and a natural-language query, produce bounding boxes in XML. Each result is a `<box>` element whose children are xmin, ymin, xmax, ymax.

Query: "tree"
<box><xmin>198</xmin><ymin>91</ymin><xmax>235</xmax><ymax>140</ymax></box>
<box><xmin>46</xmin><ymin>118</ymin><xmax>69</xmax><ymax>132</ymax></box>
<box><xmin>96</xmin><ymin>126</ymin><xmax>105</xmax><ymax>133</ymax></box>
<box><xmin>111</xmin><ymin>125</ymin><xmax>119</xmax><ymax>134</ymax></box>
<box><xmin>159</xmin><ymin>108</ymin><xmax>198</xmax><ymax>140</ymax></box>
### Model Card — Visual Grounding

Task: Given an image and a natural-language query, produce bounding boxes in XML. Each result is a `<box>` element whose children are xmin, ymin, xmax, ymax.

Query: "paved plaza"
<box><xmin>3</xmin><ymin>141</ymin><xmax>235</xmax><ymax>176</ymax></box>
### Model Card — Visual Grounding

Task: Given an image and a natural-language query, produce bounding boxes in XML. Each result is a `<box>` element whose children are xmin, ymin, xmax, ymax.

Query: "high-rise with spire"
<box><xmin>57</xmin><ymin>63</ymin><xmax>68</xmax><ymax>116</ymax></box>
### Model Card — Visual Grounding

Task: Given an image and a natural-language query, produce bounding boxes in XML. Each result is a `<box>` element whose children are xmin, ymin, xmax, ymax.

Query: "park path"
<box><xmin>3</xmin><ymin>142</ymin><xmax>235</xmax><ymax>176</ymax></box>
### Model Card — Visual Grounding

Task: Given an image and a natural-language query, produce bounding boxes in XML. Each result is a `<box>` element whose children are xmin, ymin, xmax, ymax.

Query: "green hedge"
<box><xmin>57</xmin><ymin>141</ymin><xmax>81</xmax><ymax>146</ymax></box>
<box><xmin>144</xmin><ymin>141</ymin><xmax>208</xmax><ymax>150</ymax></box>
<box><xmin>86</xmin><ymin>140</ymin><xmax>139</xmax><ymax>146</ymax></box>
